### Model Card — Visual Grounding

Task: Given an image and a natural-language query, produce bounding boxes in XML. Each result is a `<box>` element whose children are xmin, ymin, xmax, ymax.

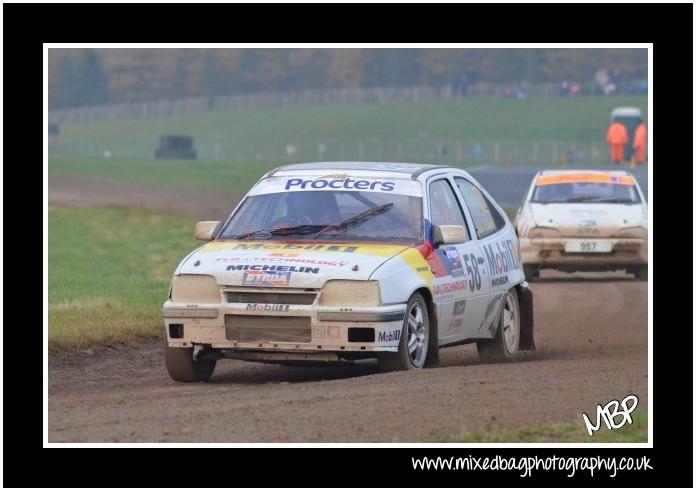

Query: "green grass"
<box><xmin>48</xmin><ymin>205</ymin><xmax>200</xmax><ymax>350</ymax></box>
<box><xmin>49</xmin><ymin>156</ymin><xmax>279</xmax><ymax>191</ymax></box>
<box><xmin>53</xmin><ymin>96</ymin><xmax>648</xmax><ymax>149</ymax></box>
<box><xmin>428</xmin><ymin>409</ymin><xmax>648</xmax><ymax>443</ymax></box>
<box><xmin>49</xmin><ymin>95</ymin><xmax>647</xmax><ymax>161</ymax></box>
<box><xmin>49</xmin><ymin>96</ymin><xmax>647</xmax><ymax>189</ymax></box>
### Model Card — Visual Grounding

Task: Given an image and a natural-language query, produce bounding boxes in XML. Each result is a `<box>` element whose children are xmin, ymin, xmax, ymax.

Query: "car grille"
<box><xmin>225</xmin><ymin>314</ymin><xmax>312</xmax><ymax>343</ymax></box>
<box><xmin>225</xmin><ymin>291</ymin><xmax>317</xmax><ymax>305</ymax></box>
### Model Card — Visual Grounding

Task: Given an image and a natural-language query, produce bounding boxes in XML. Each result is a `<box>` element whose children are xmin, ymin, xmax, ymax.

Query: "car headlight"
<box><xmin>319</xmin><ymin>280</ymin><xmax>381</xmax><ymax>307</ymax></box>
<box><xmin>527</xmin><ymin>227</ymin><xmax>561</xmax><ymax>239</ymax></box>
<box><xmin>171</xmin><ymin>274</ymin><xmax>221</xmax><ymax>303</ymax></box>
<box><xmin>614</xmin><ymin>227</ymin><xmax>647</xmax><ymax>239</ymax></box>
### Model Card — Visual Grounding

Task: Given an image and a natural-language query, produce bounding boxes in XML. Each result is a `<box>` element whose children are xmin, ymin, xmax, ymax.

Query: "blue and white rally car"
<box><xmin>163</xmin><ymin>163</ymin><xmax>535</xmax><ymax>381</ymax></box>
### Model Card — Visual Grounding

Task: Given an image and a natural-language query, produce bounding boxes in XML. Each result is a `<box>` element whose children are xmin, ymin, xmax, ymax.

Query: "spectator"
<box><xmin>606</xmin><ymin>120</ymin><xmax>628</xmax><ymax>164</ymax></box>
<box><xmin>565</xmin><ymin>145</ymin><xmax>579</xmax><ymax>165</ymax></box>
<box><xmin>469</xmin><ymin>144</ymin><xmax>486</xmax><ymax>161</ymax></box>
<box><xmin>453</xmin><ymin>74</ymin><xmax>469</xmax><ymax>97</ymax></box>
<box><xmin>610</xmin><ymin>68</ymin><xmax>622</xmax><ymax>87</ymax></box>
<box><xmin>560</xmin><ymin>80</ymin><xmax>569</xmax><ymax>96</ymax></box>
<box><xmin>516</xmin><ymin>81</ymin><xmax>528</xmax><ymax>100</ymax></box>
<box><xmin>594</xmin><ymin>68</ymin><xmax>609</xmax><ymax>94</ymax></box>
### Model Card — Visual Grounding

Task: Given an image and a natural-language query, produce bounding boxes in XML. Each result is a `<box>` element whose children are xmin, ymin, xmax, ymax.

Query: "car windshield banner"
<box><xmin>249</xmin><ymin>175</ymin><xmax>423</xmax><ymax>196</ymax></box>
<box><xmin>536</xmin><ymin>173</ymin><xmax>636</xmax><ymax>186</ymax></box>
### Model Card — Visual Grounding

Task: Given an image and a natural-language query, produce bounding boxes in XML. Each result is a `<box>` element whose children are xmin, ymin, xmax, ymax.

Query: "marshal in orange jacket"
<box><xmin>606</xmin><ymin>122</ymin><xmax>628</xmax><ymax>145</ymax></box>
<box><xmin>633</xmin><ymin>122</ymin><xmax>647</xmax><ymax>164</ymax></box>
<box><xmin>606</xmin><ymin>122</ymin><xmax>628</xmax><ymax>163</ymax></box>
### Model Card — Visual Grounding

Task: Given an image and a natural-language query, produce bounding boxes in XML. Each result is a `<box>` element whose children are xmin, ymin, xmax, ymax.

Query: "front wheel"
<box><xmin>165</xmin><ymin>344</ymin><xmax>216</xmax><ymax>382</ymax></box>
<box><xmin>379</xmin><ymin>293</ymin><xmax>429</xmax><ymax>372</ymax></box>
<box><xmin>477</xmin><ymin>288</ymin><xmax>520</xmax><ymax>362</ymax></box>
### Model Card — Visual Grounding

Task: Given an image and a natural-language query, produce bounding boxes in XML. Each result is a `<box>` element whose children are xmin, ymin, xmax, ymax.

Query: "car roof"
<box><xmin>268</xmin><ymin>161</ymin><xmax>446</xmax><ymax>178</ymax></box>
<box><xmin>538</xmin><ymin>169</ymin><xmax>631</xmax><ymax>176</ymax></box>
<box><xmin>611</xmin><ymin>106</ymin><xmax>642</xmax><ymax>118</ymax></box>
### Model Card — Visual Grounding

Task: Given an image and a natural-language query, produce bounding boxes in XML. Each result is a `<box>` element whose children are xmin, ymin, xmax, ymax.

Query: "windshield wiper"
<box><xmin>312</xmin><ymin>203</ymin><xmax>394</xmax><ymax>238</ymax></box>
<box><xmin>589</xmin><ymin>197</ymin><xmax>637</xmax><ymax>204</ymax></box>
<box><xmin>564</xmin><ymin>196</ymin><xmax>605</xmax><ymax>203</ymax></box>
<box><xmin>233</xmin><ymin>224</ymin><xmax>330</xmax><ymax>239</ymax></box>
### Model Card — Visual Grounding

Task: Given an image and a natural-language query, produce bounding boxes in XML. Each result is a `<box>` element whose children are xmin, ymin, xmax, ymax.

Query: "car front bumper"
<box><xmin>519</xmin><ymin>237</ymin><xmax>648</xmax><ymax>267</ymax></box>
<box><xmin>162</xmin><ymin>301</ymin><xmax>406</xmax><ymax>353</ymax></box>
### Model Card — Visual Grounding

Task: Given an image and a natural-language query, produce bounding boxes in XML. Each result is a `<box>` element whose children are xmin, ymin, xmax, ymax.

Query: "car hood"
<box><xmin>529</xmin><ymin>203</ymin><xmax>645</xmax><ymax>236</ymax></box>
<box><xmin>176</xmin><ymin>240</ymin><xmax>411</xmax><ymax>289</ymax></box>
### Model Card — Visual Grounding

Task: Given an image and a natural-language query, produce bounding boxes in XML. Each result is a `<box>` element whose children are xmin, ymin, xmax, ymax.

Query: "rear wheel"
<box><xmin>165</xmin><ymin>344</ymin><xmax>216</xmax><ymax>382</ymax></box>
<box><xmin>379</xmin><ymin>293</ymin><xmax>429</xmax><ymax>372</ymax></box>
<box><xmin>477</xmin><ymin>288</ymin><xmax>520</xmax><ymax>362</ymax></box>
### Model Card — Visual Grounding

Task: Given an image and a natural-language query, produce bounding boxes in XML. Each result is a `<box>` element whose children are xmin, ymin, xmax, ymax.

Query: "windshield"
<box><xmin>531</xmin><ymin>182</ymin><xmax>641</xmax><ymax>204</ymax></box>
<box><xmin>220</xmin><ymin>190</ymin><xmax>423</xmax><ymax>243</ymax></box>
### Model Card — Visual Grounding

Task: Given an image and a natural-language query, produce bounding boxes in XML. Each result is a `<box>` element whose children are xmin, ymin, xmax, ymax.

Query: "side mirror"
<box><xmin>195</xmin><ymin>221</ymin><xmax>222</xmax><ymax>241</ymax></box>
<box><xmin>432</xmin><ymin>224</ymin><xmax>468</xmax><ymax>246</ymax></box>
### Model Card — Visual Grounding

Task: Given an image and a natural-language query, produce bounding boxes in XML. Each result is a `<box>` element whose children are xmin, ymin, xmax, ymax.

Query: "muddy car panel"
<box><xmin>163</xmin><ymin>162</ymin><xmax>533</xmax><ymax>360</ymax></box>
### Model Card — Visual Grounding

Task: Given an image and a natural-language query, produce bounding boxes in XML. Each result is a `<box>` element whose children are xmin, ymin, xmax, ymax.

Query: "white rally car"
<box><xmin>163</xmin><ymin>162</ymin><xmax>535</xmax><ymax>382</ymax></box>
<box><xmin>515</xmin><ymin>170</ymin><xmax>648</xmax><ymax>281</ymax></box>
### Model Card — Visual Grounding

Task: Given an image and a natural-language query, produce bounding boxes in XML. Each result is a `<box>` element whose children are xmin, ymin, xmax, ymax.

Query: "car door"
<box><xmin>426</xmin><ymin>177</ymin><xmax>490</xmax><ymax>343</ymax></box>
<box><xmin>453</xmin><ymin>175</ymin><xmax>522</xmax><ymax>338</ymax></box>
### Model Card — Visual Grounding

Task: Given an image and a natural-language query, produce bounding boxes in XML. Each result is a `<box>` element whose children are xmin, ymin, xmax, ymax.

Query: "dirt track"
<box><xmin>47</xmin><ymin>176</ymin><xmax>648</xmax><ymax>443</ymax></box>
<box><xmin>48</xmin><ymin>272</ymin><xmax>647</xmax><ymax>443</ymax></box>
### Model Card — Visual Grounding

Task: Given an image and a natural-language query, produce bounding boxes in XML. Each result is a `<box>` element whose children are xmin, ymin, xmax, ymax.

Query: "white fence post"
<box><xmin>591</xmin><ymin>143</ymin><xmax>600</xmax><ymax>164</ymax></box>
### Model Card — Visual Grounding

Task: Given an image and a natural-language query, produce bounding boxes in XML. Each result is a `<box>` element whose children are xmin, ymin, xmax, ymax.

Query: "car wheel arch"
<box><xmin>414</xmin><ymin>286</ymin><xmax>440</xmax><ymax>366</ymax></box>
<box><xmin>514</xmin><ymin>282</ymin><xmax>536</xmax><ymax>350</ymax></box>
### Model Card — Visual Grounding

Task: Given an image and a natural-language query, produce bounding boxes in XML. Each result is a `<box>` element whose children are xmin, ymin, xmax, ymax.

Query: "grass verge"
<box><xmin>49</xmin><ymin>156</ymin><xmax>280</xmax><ymax>191</ymax></box>
<box><xmin>51</xmin><ymin>96</ymin><xmax>648</xmax><ymax>155</ymax></box>
<box><xmin>428</xmin><ymin>409</ymin><xmax>648</xmax><ymax>443</ymax></box>
<box><xmin>48</xmin><ymin>95</ymin><xmax>647</xmax><ymax>190</ymax></box>
<box><xmin>48</xmin><ymin>205</ymin><xmax>199</xmax><ymax>350</ymax></box>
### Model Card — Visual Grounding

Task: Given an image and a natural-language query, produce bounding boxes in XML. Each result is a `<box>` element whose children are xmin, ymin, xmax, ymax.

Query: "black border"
<box><xmin>4</xmin><ymin>2</ymin><xmax>692</xmax><ymax>488</ymax></box>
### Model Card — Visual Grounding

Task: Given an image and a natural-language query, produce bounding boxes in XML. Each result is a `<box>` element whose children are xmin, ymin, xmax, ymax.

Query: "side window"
<box><xmin>455</xmin><ymin>178</ymin><xmax>506</xmax><ymax>239</ymax></box>
<box><xmin>428</xmin><ymin>179</ymin><xmax>469</xmax><ymax>231</ymax></box>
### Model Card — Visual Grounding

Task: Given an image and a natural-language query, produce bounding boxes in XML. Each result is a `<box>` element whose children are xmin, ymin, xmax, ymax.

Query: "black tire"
<box><xmin>633</xmin><ymin>265</ymin><xmax>648</xmax><ymax>281</ymax></box>
<box><xmin>477</xmin><ymin>288</ymin><xmax>521</xmax><ymax>363</ymax></box>
<box><xmin>379</xmin><ymin>293</ymin><xmax>429</xmax><ymax>372</ymax></box>
<box><xmin>165</xmin><ymin>344</ymin><xmax>216</xmax><ymax>382</ymax></box>
<box><xmin>523</xmin><ymin>264</ymin><xmax>538</xmax><ymax>282</ymax></box>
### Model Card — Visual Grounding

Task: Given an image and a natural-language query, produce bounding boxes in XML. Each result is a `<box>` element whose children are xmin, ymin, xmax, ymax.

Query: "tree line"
<box><xmin>48</xmin><ymin>48</ymin><xmax>647</xmax><ymax>109</ymax></box>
